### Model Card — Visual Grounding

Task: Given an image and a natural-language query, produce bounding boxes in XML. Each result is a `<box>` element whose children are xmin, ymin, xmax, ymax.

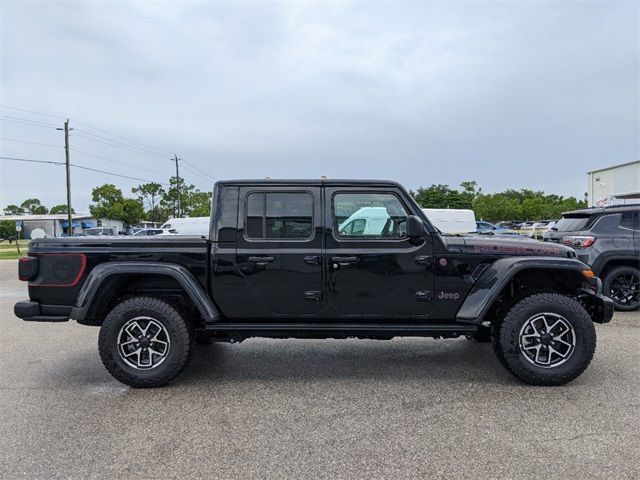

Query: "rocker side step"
<box><xmin>203</xmin><ymin>322</ymin><xmax>478</xmax><ymax>338</ymax></box>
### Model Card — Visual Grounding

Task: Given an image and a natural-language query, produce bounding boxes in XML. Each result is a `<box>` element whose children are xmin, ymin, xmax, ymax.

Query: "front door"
<box><xmin>324</xmin><ymin>187</ymin><xmax>434</xmax><ymax>318</ymax></box>
<box><xmin>235</xmin><ymin>186</ymin><xmax>323</xmax><ymax>317</ymax></box>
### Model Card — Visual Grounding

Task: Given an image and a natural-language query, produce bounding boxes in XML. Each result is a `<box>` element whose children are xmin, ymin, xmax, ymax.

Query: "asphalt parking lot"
<box><xmin>1</xmin><ymin>260</ymin><xmax>639</xmax><ymax>479</ymax></box>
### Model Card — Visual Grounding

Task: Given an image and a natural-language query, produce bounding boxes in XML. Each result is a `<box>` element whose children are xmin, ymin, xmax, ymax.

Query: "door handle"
<box><xmin>248</xmin><ymin>256</ymin><xmax>275</xmax><ymax>265</ymax></box>
<box><xmin>331</xmin><ymin>256</ymin><xmax>358</xmax><ymax>265</ymax></box>
<box><xmin>415</xmin><ymin>255</ymin><xmax>432</xmax><ymax>266</ymax></box>
<box><xmin>304</xmin><ymin>255</ymin><xmax>321</xmax><ymax>265</ymax></box>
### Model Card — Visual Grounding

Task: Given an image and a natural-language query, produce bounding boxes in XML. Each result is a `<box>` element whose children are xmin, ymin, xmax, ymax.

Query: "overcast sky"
<box><xmin>1</xmin><ymin>1</ymin><xmax>638</xmax><ymax>212</ymax></box>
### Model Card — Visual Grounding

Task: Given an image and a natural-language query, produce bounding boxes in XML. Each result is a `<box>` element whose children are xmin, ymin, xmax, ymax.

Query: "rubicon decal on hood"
<box><xmin>472</xmin><ymin>244</ymin><xmax>563</xmax><ymax>256</ymax></box>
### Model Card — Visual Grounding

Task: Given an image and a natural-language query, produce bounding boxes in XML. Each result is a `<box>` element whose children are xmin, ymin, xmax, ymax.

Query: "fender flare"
<box><xmin>591</xmin><ymin>252</ymin><xmax>639</xmax><ymax>277</ymax></box>
<box><xmin>456</xmin><ymin>256</ymin><xmax>591</xmax><ymax>324</ymax></box>
<box><xmin>70</xmin><ymin>262</ymin><xmax>220</xmax><ymax>323</ymax></box>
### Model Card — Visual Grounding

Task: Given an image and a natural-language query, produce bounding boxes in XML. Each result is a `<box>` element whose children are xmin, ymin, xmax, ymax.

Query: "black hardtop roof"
<box><xmin>216</xmin><ymin>179</ymin><xmax>404</xmax><ymax>188</ymax></box>
<box><xmin>563</xmin><ymin>204</ymin><xmax>640</xmax><ymax>216</ymax></box>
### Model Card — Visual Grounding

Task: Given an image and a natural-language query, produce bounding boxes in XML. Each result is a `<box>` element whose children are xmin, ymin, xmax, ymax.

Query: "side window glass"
<box><xmin>334</xmin><ymin>192</ymin><xmax>408</xmax><ymax>239</ymax></box>
<box><xmin>621</xmin><ymin>212</ymin><xmax>635</xmax><ymax>229</ymax></box>
<box><xmin>246</xmin><ymin>192</ymin><xmax>313</xmax><ymax>239</ymax></box>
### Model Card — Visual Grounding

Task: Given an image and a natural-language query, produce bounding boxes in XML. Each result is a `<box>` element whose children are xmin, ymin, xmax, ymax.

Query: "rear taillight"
<box><xmin>31</xmin><ymin>253</ymin><xmax>86</xmax><ymax>287</ymax></box>
<box><xmin>562</xmin><ymin>236</ymin><xmax>596</xmax><ymax>248</ymax></box>
<box><xmin>18</xmin><ymin>256</ymin><xmax>39</xmax><ymax>281</ymax></box>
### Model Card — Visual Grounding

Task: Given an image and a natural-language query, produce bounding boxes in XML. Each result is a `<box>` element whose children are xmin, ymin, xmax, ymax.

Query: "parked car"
<box><xmin>81</xmin><ymin>227</ymin><xmax>117</xmax><ymax>236</ymax></box>
<box><xmin>544</xmin><ymin>206</ymin><xmax>640</xmax><ymax>310</ymax></box>
<box><xmin>15</xmin><ymin>179</ymin><xmax>612</xmax><ymax>387</ymax></box>
<box><xmin>526</xmin><ymin>220</ymin><xmax>555</xmax><ymax>239</ymax></box>
<box><xmin>475</xmin><ymin>221</ymin><xmax>518</xmax><ymax>235</ymax></box>
<box><xmin>497</xmin><ymin>221</ymin><xmax>521</xmax><ymax>230</ymax></box>
<box><xmin>518</xmin><ymin>222</ymin><xmax>535</xmax><ymax>235</ymax></box>
<box><xmin>132</xmin><ymin>228</ymin><xmax>177</xmax><ymax>237</ymax></box>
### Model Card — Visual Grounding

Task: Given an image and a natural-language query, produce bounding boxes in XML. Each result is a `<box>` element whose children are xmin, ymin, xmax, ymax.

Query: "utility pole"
<box><xmin>173</xmin><ymin>154</ymin><xmax>181</xmax><ymax>218</ymax></box>
<box><xmin>57</xmin><ymin>119</ymin><xmax>73</xmax><ymax>235</ymax></box>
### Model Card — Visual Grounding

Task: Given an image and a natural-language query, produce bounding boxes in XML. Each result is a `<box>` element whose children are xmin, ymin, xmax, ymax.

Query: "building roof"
<box><xmin>0</xmin><ymin>214</ymin><xmax>94</xmax><ymax>222</ymax></box>
<box><xmin>586</xmin><ymin>159</ymin><xmax>640</xmax><ymax>174</ymax></box>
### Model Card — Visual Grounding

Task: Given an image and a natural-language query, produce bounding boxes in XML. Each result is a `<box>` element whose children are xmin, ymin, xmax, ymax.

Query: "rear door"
<box><xmin>235</xmin><ymin>186</ymin><xmax>323</xmax><ymax>317</ymax></box>
<box><xmin>324</xmin><ymin>186</ymin><xmax>434</xmax><ymax>318</ymax></box>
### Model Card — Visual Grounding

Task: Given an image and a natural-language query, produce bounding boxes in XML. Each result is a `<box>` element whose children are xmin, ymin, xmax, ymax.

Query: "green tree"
<box><xmin>0</xmin><ymin>220</ymin><xmax>16</xmax><ymax>238</ymax></box>
<box><xmin>160</xmin><ymin>176</ymin><xmax>198</xmax><ymax>218</ymax></box>
<box><xmin>50</xmin><ymin>204</ymin><xmax>75</xmax><ymax>215</ymax></box>
<box><xmin>120</xmin><ymin>198</ymin><xmax>145</xmax><ymax>227</ymax></box>
<box><xmin>190</xmin><ymin>191</ymin><xmax>213</xmax><ymax>217</ymax></box>
<box><xmin>473</xmin><ymin>189</ymin><xmax>587</xmax><ymax>222</ymax></box>
<box><xmin>412</xmin><ymin>181</ymin><xmax>478</xmax><ymax>209</ymax></box>
<box><xmin>20</xmin><ymin>198</ymin><xmax>46</xmax><ymax>215</ymax></box>
<box><xmin>132</xmin><ymin>182</ymin><xmax>165</xmax><ymax>222</ymax></box>
<box><xmin>89</xmin><ymin>184</ymin><xmax>125</xmax><ymax>220</ymax></box>
<box><xmin>3</xmin><ymin>205</ymin><xmax>24</xmax><ymax>215</ymax></box>
<box><xmin>89</xmin><ymin>184</ymin><xmax>144</xmax><ymax>228</ymax></box>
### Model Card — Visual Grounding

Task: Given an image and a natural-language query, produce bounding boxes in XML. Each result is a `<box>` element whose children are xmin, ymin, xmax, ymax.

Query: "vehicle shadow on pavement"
<box><xmin>175</xmin><ymin>337</ymin><xmax>514</xmax><ymax>387</ymax></box>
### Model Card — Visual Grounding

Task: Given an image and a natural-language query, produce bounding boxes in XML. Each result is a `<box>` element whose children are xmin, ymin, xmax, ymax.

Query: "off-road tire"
<box><xmin>98</xmin><ymin>297</ymin><xmax>192</xmax><ymax>388</ymax></box>
<box><xmin>603</xmin><ymin>266</ymin><xmax>640</xmax><ymax>312</ymax></box>
<box><xmin>492</xmin><ymin>293</ymin><xmax>596</xmax><ymax>386</ymax></box>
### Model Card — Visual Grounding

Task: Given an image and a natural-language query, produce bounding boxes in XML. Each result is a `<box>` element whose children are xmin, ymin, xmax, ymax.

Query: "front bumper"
<box><xmin>581</xmin><ymin>291</ymin><xmax>614</xmax><ymax>324</ymax></box>
<box><xmin>14</xmin><ymin>300</ymin><xmax>71</xmax><ymax>322</ymax></box>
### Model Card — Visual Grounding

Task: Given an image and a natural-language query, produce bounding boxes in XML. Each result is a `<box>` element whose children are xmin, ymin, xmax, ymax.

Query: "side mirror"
<box><xmin>406</xmin><ymin>215</ymin><xmax>424</xmax><ymax>238</ymax></box>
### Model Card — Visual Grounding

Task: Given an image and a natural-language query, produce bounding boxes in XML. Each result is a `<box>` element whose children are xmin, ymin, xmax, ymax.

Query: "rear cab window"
<box><xmin>246</xmin><ymin>192</ymin><xmax>313</xmax><ymax>240</ymax></box>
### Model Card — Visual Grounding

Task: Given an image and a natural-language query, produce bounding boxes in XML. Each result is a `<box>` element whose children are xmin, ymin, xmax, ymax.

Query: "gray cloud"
<box><xmin>1</xmin><ymin>1</ymin><xmax>638</xmax><ymax>211</ymax></box>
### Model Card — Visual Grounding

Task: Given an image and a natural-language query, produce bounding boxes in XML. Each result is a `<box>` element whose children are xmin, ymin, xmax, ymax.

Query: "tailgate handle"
<box><xmin>331</xmin><ymin>256</ymin><xmax>358</xmax><ymax>265</ymax></box>
<box><xmin>248</xmin><ymin>256</ymin><xmax>275</xmax><ymax>265</ymax></box>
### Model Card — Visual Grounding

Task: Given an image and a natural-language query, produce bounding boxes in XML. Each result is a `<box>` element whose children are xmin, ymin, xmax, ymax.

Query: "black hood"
<box><xmin>441</xmin><ymin>234</ymin><xmax>576</xmax><ymax>258</ymax></box>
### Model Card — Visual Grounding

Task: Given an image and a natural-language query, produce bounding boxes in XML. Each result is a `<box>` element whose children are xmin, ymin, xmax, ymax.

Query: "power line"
<box><xmin>1</xmin><ymin>117</ymin><xmax>59</xmax><ymax>130</ymax></box>
<box><xmin>71</xmin><ymin>119</ymin><xmax>174</xmax><ymax>155</ymax></box>
<box><xmin>0</xmin><ymin>137</ymin><xmax>63</xmax><ymax>148</ymax></box>
<box><xmin>1</xmin><ymin>114</ymin><xmax>59</xmax><ymax>127</ymax></box>
<box><xmin>72</xmin><ymin>131</ymin><xmax>171</xmax><ymax>159</ymax></box>
<box><xmin>182</xmin><ymin>159</ymin><xmax>216</xmax><ymax>180</ymax></box>
<box><xmin>0</xmin><ymin>156</ymin><xmax>64</xmax><ymax>166</ymax></box>
<box><xmin>72</xmin><ymin>127</ymin><xmax>171</xmax><ymax>155</ymax></box>
<box><xmin>0</xmin><ymin>104</ymin><xmax>67</xmax><ymax>120</ymax></box>
<box><xmin>0</xmin><ymin>155</ymin><xmax>168</xmax><ymax>184</ymax></box>
<box><xmin>71</xmin><ymin>148</ymin><xmax>170</xmax><ymax>176</ymax></box>
<box><xmin>180</xmin><ymin>163</ymin><xmax>216</xmax><ymax>185</ymax></box>
<box><xmin>1</xmin><ymin>104</ymin><xmax>176</xmax><ymax>155</ymax></box>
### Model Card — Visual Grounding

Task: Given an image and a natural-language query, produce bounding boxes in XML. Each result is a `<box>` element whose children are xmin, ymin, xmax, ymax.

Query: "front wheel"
<box><xmin>492</xmin><ymin>293</ymin><xmax>596</xmax><ymax>386</ymax></box>
<box><xmin>98</xmin><ymin>297</ymin><xmax>192</xmax><ymax>388</ymax></box>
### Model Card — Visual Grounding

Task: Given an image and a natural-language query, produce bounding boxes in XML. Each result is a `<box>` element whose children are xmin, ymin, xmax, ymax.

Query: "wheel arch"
<box><xmin>70</xmin><ymin>262</ymin><xmax>220</xmax><ymax>326</ymax></box>
<box><xmin>456</xmin><ymin>257</ymin><xmax>593</xmax><ymax>325</ymax></box>
<box><xmin>597</xmin><ymin>257</ymin><xmax>640</xmax><ymax>279</ymax></box>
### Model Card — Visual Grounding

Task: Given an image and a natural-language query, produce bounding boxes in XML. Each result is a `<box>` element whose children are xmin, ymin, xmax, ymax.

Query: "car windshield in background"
<box><xmin>554</xmin><ymin>216</ymin><xmax>591</xmax><ymax>232</ymax></box>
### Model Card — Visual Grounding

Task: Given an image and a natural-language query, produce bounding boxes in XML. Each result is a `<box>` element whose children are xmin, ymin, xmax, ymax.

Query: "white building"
<box><xmin>587</xmin><ymin>160</ymin><xmax>640</xmax><ymax>207</ymax></box>
<box><xmin>0</xmin><ymin>214</ymin><xmax>125</xmax><ymax>239</ymax></box>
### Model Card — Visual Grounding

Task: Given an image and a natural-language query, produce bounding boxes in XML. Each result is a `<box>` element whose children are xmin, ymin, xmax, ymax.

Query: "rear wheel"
<box><xmin>98</xmin><ymin>297</ymin><xmax>192</xmax><ymax>388</ymax></box>
<box><xmin>603</xmin><ymin>266</ymin><xmax>640</xmax><ymax>311</ymax></box>
<box><xmin>492</xmin><ymin>293</ymin><xmax>596</xmax><ymax>386</ymax></box>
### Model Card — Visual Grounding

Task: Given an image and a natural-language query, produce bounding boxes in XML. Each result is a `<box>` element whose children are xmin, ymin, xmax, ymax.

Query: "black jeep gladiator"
<box><xmin>14</xmin><ymin>180</ymin><xmax>613</xmax><ymax>387</ymax></box>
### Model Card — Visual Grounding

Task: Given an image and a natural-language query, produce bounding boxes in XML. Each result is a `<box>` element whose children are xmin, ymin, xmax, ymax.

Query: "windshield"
<box><xmin>554</xmin><ymin>215</ymin><xmax>591</xmax><ymax>232</ymax></box>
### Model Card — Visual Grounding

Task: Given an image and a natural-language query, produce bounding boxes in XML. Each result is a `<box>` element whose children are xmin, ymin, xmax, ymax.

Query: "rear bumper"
<box><xmin>14</xmin><ymin>300</ymin><xmax>70</xmax><ymax>322</ymax></box>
